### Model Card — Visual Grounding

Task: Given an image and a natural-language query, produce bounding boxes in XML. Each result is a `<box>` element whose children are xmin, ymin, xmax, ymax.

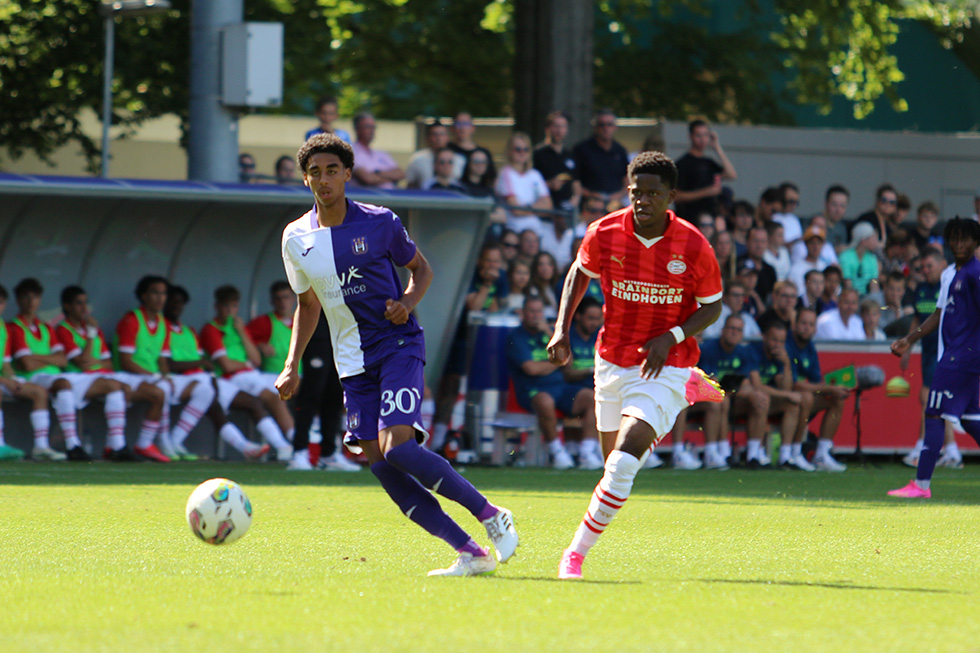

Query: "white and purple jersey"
<box><xmin>282</xmin><ymin>200</ymin><xmax>425</xmax><ymax>378</ymax></box>
<box><xmin>936</xmin><ymin>257</ymin><xmax>980</xmax><ymax>373</ymax></box>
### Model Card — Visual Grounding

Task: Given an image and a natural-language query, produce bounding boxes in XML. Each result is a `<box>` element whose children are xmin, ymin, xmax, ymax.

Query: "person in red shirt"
<box><xmin>548</xmin><ymin>150</ymin><xmax>724</xmax><ymax>580</ymax></box>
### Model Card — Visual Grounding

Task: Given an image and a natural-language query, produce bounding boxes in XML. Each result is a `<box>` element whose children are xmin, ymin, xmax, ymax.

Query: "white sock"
<box><xmin>916</xmin><ymin>479</ymin><xmax>931</xmax><ymax>490</ymax></box>
<box><xmin>719</xmin><ymin>440</ymin><xmax>732</xmax><ymax>459</ymax></box>
<box><xmin>705</xmin><ymin>441</ymin><xmax>718</xmax><ymax>459</ymax></box>
<box><xmin>816</xmin><ymin>439</ymin><xmax>833</xmax><ymax>460</ymax></box>
<box><xmin>219</xmin><ymin>423</ymin><xmax>252</xmax><ymax>453</ymax></box>
<box><xmin>581</xmin><ymin>439</ymin><xmax>601</xmax><ymax>458</ymax></box>
<box><xmin>138</xmin><ymin>419</ymin><xmax>161</xmax><ymax>449</ymax></box>
<box><xmin>791</xmin><ymin>442</ymin><xmax>803</xmax><ymax>459</ymax></box>
<box><xmin>778</xmin><ymin>444</ymin><xmax>791</xmax><ymax>464</ymax></box>
<box><xmin>910</xmin><ymin>438</ymin><xmax>924</xmax><ymax>455</ymax></box>
<box><xmin>257</xmin><ymin>415</ymin><xmax>289</xmax><ymax>448</ymax></box>
<box><xmin>548</xmin><ymin>438</ymin><xmax>566</xmax><ymax>455</ymax></box>
<box><xmin>430</xmin><ymin>423</ymin><xmax>448</xmax><ymax>451</ymax></box>
<box><xmin>568</xmin><ymin>450</ymin><xmax>642</xmax><ymax>557</ymax></box>
<box><xmin>672</xmin><ymin>441</ymin><xmax>685</xmax><ymax>456</ymax></box>
<box><xmin>104</xmin><ymin>390</ymin><xmax>127</xmax><ymax>450</ymax></box>
<box><xmin>945</xmin><ymin>441</ymin><xmax>961</xmax><ymax>460</ymax></box>
<box><xmin>565</xmin><ymin>440</ymin><xmax>581</xmax><ymax>458</ymax></box>
<box><xmin>746</xmin><ymin>439</ymin><xmax>761</xmax><ymax>461</ymax></box>
<box><xmin>420</xmin><ymin>398</ymin><xmax>435</xmax><ymax>433</ymax></box>
<box><xmin>54</xmin><ymin>390</ymin><xmax>80</xmax><ymax>449</ymax></box>
<box><xmin>286</xmin><ymin>427</ymin><xmax>295</xmax><ymax>443</ymax></box>
<box><xmin>31</xmin><ymin>409</ymin><xmax>51</xmax><ymax>449</ymax></box>
<box><xmin>170</xmin><ymin>381</ymin><xmax>214</xmax><ymax>446</ymax></box>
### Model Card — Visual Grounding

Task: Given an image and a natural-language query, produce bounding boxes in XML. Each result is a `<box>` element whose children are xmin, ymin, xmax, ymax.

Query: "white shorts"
<box><xmin>227</xmin><ymin>369</ymin><xmax>277</xmax><ymax>398</ymax></box>
<box><xmin>166</xmin><ymin>372</ymin><xmax>213</xmax><ymax>406</ymax></box>
<box><xmin>30</xmin><ymin>372</ymin><xmax>104</xmax><ymax>409</ymax></box>
<box><xmin>215</xmin><ymin>378</ymin><xmax>240</xmax><ymax>413</ymax></box>
<box><xmin>594</xmin><ymin>357</ymin><xmax>692</xmax><ymax>439</ymax></box>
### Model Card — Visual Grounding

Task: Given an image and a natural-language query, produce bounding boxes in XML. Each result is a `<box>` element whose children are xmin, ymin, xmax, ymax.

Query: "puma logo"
<box><xmin>301</xmin><ymin>246</ymin><xmax>314</xmax><ymax>257</ymax></box>
<box><xmin>611</xmin><ymin>255</ymin><xmax>626</xmax><ymax>268</ymax></box>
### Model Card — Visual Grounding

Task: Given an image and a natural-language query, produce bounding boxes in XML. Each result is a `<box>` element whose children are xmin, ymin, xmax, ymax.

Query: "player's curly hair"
<box><xmin>296</xmin><ymin>133</ymin><xmax>355</xmax><ymax>173</ymax></box>
<box><xmin>944</xmin><ymin>215</ymin><xmax>980</xmax><ymax>245</ymax></box>
<box><xmin>627</xmin><ymin>151</ymin><xmax>677</xmax><ymax>189</ymax></box>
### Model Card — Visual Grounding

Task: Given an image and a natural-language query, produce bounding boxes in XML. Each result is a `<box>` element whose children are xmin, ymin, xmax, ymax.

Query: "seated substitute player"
<box><xmin>0</xmin><ymin>283</ymin><xmax>49</xmax><ymax>461</ymax></box>
<box><xmin>246</xmin><ymin>280</ymin><xmax>296</xmax><ymax>375</ymax></box>
<box><xmin>54</xmin><ymin>285</ymin><xmax>136</xmax><ymax>461</ymax></box>
<box><xmin>694</xmin><ymin>314</ymin><xmax>771</xmax><ymax>471</ymax></box>
<box><xmin>163</xmin><ymin>285</ymin><xmax>270</xmax><ymax>461</ymax></box>
<box><xmin>8</xmin><ymin>278</ymin><xmax>127</xmax><ymax>462</ymax></box>
<box><xmin>889</xmin><ymin>217</ymin><xmax>980</xmax><ymax>498</ymax></box>
<box><xmin>276</xmin><ymin>133</ymin><xmax>519</xmax><ymax>576</ymax></box>
<box><xmin>563</xmin><ymin>296</ymin><xmax>606</xmax><ymax>469</ymax></box>
<box><xmin>505</xmin><ymin>295</ymin><xmax>597</xmax><ymax>471</ymax></box>
<box><xmin>199</xmin><ymin>285</ymin><xmax>293</xmax><ymax>460</ymax></box>
<box><xmin>786</xmin><ymin>307</ymin><xmax>848</xmax><ymax>472</ymax></box>
<box><xmin>114</xmin><ymin>275</ymin><xmax>206</xmax><ymax>463</ymax></box>
<box><xmin>547</xmin><ymin>151</ymin><xmax>725</xmax><ymax>580</ymax></box>
<box><xmin>751</xmin><ymin>322</ymin><xmax>810</xmax><ymax>470</ymax></box>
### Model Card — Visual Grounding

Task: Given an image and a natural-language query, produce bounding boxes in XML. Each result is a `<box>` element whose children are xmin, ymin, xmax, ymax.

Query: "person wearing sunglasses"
<box><xmin>495</xmin><ymin>132</ymin><xmax>553</xmax><ymax>236</ymax></box>
<box><xmin>852</xmin><ymin>183</ymin><xmax>899</xmax><ymax>249</ymax></box>
<box><xmin>572</xmin><ymin>109</ymin><xmax>630</xmax><ymax>208</ymax></box>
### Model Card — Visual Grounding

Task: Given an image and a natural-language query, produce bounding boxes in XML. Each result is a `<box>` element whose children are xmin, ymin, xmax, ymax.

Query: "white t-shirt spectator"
<box><xmin>701</xmin><ymin>303</ymin><xmax>762</xmax><ymax>341</ymax></box>
<box><xmin>538</xmin><ymin>227</ymin><xmax>576</xmax><ymax>271</ymax></box>
<box><xmin>815</xmin><ymin>309</ymin><xmax>864</xmax><ymax>340</ymax></box>
<box><xmin>495</xmin><ymin>165</ymin><xmax>550</xmax><ymax>235</ymax></box>
<box><xmin>773</xmin><ymin>212</ymin><xmax>804</xmax><ymax>244</ymax></box>
<box><xmin>788</xmin><ymin>259</ymin><xmax>823</xmax><ymax>296</ymax></box>
<box><xmin>763</xmin><ymin>247</ymin><xmax>791</xmax><ymax>281</ymax></box>
<box><xmin>404</xmin><ymin>150</ymin><xmax>465</xmax><ymax>188</ymax></box>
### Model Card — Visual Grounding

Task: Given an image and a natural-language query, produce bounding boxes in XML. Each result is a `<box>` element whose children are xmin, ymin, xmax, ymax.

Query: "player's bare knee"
<box><xmin>51</xmin><ymin>379</ymin><xmax>71</xmax><ymax>392</ymax></box>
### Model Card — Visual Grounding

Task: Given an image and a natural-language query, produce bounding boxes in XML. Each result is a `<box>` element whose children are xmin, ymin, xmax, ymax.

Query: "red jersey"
<box><xmin>55</xmin><ymin>320</ymin><xmax>113</xmax><ymax>372</ymax></box>
<box><xmin>8</xmin><ymin>316</ymin><xmax>64</xmax><ymax>361</ymax></box>
<box><xmin>115</xmin><ymin>309</ymin><xmax>172</xmax><ymax>358</ymax></box>
<box><xmin>577</xmin><ymin>208</ymin><xmax>722</xmax><ymax>368</ymax></box>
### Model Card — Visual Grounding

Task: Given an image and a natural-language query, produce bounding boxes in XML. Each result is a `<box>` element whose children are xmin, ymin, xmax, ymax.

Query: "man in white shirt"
<box><xmin>815</xmin><ymin>288</ymin><xmax>863</xmax><ymax>340</ymax></box>
<box><xmin>701</xmin><ymin>281</ymin><xmax>761</xmax><ymax>341</ymax></box>
<box><xmin>404</xmin><ymin>120</ymin><xmax>465</xmax><ymax>188</ymax></box>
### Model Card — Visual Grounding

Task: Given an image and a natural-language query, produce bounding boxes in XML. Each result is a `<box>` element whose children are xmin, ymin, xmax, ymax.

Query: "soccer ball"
<box><xmin>185</xmin><ymin>478</ymin><xmax>253</xmax><ymax>545</ymax></box>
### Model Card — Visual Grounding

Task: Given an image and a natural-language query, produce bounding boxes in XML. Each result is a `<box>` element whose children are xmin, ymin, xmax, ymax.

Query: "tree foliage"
<box><xmin>773</xmin><ymin>0</ymin><xmax>976</xmax><ymax>119</ymax></box>
<box><xmin>0</xmin><ymin>0</ymin><xmax>975</xmax><ymax>170</ymax></box>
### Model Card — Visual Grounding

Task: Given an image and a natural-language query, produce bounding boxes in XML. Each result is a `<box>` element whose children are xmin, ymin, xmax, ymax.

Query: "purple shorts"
<box><xmin>342</xmin><ymin>352</ymin><xmax>427</xmax><ymax>446</ymax></box>
<box><xmin>925</xmin><ymin>364</ymin><xmax>980</xmax><ymax>421</ymax></box>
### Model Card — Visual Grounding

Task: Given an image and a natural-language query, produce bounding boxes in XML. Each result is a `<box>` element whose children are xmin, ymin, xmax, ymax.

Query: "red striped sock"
<box><xmin>568</xmin><ymin>450</ymin><xmax>642</xmax><ymax>556</ymax></box>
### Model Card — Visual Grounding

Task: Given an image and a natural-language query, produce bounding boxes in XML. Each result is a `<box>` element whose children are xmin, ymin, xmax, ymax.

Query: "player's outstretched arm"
<box><xmin>892</xmin><ymin>308</ymin><xmax>940</xmax><ymax>358</ymax></box>
<box><xmin>276</xmin><ymin>289</ymin><xmax>321</xmax><ymax>400</ymax></box>
<box><xmin>548</xmin><ymin>263</ymin><xmax>591</xmax><ymax>366</ymax></box>
<box><xmin>638</xmin><ymin>300</ymin><xmax>722</xmax><ymax>380</ymax></box>
<box><xmin>386</xmin><ymin>249</ymin><xmax>433</xmax><ymax>325</ymax></box>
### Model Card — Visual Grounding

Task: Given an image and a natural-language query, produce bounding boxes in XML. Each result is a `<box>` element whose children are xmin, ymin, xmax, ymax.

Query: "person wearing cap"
<box><xmin>789</xmin><ymin>224</ymin><xmax>828</xmax><ymax>292</ymax></box>
<box><xmin>838</xmin><ymin>221</ymin><xmax>882</xmax><ymax>295</ymax></box>
<box><xmin>790</xmin><ymin>215</ymin><xmax>839</xmax><ymax>267</ymax></box>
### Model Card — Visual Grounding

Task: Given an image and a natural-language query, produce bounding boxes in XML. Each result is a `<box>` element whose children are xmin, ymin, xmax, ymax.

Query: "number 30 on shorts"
<box><xmin>380</xmin><ymin>387</ymin><xmax>422</xmax><ymax>417</ymax></box>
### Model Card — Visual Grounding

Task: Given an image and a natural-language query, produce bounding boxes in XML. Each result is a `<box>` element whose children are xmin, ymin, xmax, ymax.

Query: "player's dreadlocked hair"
<box><xmin>627</xmin><ymin>151</ymin><xmax>677</xmax><ymax>189</ymax></box>
<box><xmin>944</xmin><ymin>215</ymin><xmax>980</xmax><ymax>245</ymax></box>
<box><xmin>296</xmin><ymin>133</ymin><xmax>355</xmax><ymax>174</ymax></box>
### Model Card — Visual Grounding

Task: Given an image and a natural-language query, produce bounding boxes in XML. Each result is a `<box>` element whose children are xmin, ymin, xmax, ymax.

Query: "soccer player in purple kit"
<box><xmin>889</xmin><ymin>217</ymin><xmax>980</xmax><ymax>498</ymax></box>
<box><xmin>276</xmin><ymin>133</ymin><xmax>519</xmax><ymax>576</ymax></box>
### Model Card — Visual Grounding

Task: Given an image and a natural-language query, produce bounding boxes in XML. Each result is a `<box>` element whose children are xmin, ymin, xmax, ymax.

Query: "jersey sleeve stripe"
<box><xmin>576</xmin><ymin>260</ymin><xmax>600</xmax><ymax>279</ymax></box>
<box><xmin>696</xmin><ymin>291</ymin><xmax>723</xmax><ymax>304</ymax></box>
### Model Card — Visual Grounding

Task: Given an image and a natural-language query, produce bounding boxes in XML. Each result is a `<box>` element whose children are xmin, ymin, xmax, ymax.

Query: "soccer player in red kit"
<box><xmin>548</xmin><ymin>150</ymin><xmax>725</xmax><ymax>580</ymax></box>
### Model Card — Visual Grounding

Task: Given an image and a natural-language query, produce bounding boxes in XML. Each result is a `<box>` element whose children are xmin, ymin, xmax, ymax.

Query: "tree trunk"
<box><xmin>514</xmin><ymin>0</ymin><xmax>594</xmax><ymax>145</ymax></box>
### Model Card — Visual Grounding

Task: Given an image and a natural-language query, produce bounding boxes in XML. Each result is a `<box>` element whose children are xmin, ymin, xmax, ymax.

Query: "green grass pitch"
<box><xmin>1</xmin><ymin>461</ymin><xmax>978</xmax><ymax>652</ymax></box>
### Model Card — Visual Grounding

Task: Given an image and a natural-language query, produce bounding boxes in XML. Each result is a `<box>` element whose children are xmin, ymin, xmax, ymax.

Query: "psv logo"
<box><xmin>667</xmin><ymin>259</ymin><xmax>687</xmax><ymax>274</ymax></box>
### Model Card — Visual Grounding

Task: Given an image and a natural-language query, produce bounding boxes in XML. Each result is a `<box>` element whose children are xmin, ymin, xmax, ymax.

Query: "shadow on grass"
<box><xmin>1</xmin><ymin>461</ymin><xmax>978</xmax><ymax>506</ymax></box>
<box><xmin>493</xmin><ymin>575</ymin><xmax>641</xmax><ymax>585</ymax></box>
<box><xmin>694</xmin><ymin>577</ymin><xmax>965</xmax><ymax>594</ymax></box>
